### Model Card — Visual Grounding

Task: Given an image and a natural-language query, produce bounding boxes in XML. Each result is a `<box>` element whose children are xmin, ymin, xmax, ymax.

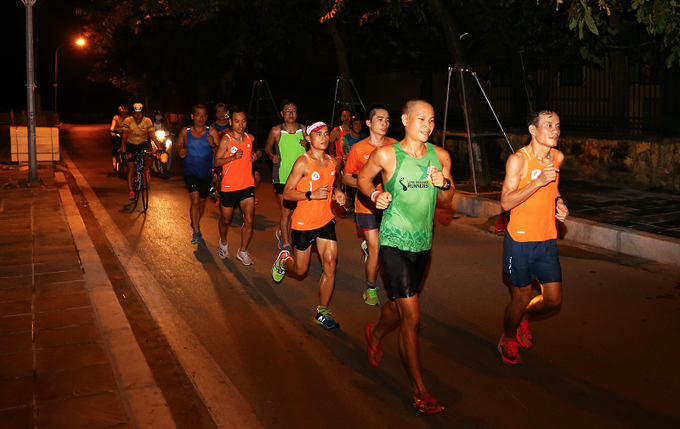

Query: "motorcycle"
<box><xmin>153</xmin><ymin>129</ymin><xmax>173</xmax><ymax>178</ymax></box>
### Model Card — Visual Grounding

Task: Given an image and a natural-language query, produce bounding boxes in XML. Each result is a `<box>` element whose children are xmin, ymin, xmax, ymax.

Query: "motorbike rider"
<box><xmin>121</xmin><ymin>103</ymin><xmax>160</xmax><ymax>200</ymax></box>
<box><xmin>110</xmin><ymin>105</ymin><xmax>128</xmax><ymax>171</ymax></box>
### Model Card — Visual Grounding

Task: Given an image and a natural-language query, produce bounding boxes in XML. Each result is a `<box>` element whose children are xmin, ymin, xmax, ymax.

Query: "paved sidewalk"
<box><xmin>0</xmin><ymin>165</ymin><xmax>174</xmax><ymax>429</ymax></box>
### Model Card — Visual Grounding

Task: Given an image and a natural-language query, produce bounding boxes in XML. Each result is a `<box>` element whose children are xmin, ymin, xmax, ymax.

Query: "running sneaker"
<box><xmin>315</xmin><ymin>306</ymin><xmax>338</xmax><ymax>329</ymax></box>
<box><xmin>214</xmin><ymin>195</ymin><xmax>220</xmax><ymax>207</ymax></box>
<box><xmin>516</xmin><ymin>320</ymin><xmax>533</xmax><ymax>349</ymax></box>
<box><xmin>361</xmin><ymin>240</ymin><xmax>368</xmax><ymax>263</ymax></box>
<box><xmin>191</xmin><ymin>231</ymin><xmax>202</xmax><ymax>244</ymax></box>
<box><xmin>219</xmin><ymin>239</ymin><xmax>230</xmax><ymax>260</ymax></box>
<box><xmin>271</xmin><ymin>250</ymin><xmax>290</xmax><ymax>282</ymax></box>
<box><xmin>498</xmin><ymin>336</ymin><xmax>522</xmax><ymax>364</ymax></box>
<box><xmin>254</xmin><ymin>198</ymin><xmax>259</xmax><ymax>205</ymax></box>
<box><xmin>363</xmin><ymin>287</ymin><xmax>380</xmax><ymax>306</ymax></box>
<box><xmin>236</xmin><ymin>249</ymin><xmax>254</xmax><ymax>266</ymax></box>
<box><xmin>128</xmin><ymin>191</ymin><xmax>135</xmax><ymax>200</ymax></box>
<box><xmin>275</xmin><ymin>229</ymin><xmax>284</xmax><ymax>250</ymax></box>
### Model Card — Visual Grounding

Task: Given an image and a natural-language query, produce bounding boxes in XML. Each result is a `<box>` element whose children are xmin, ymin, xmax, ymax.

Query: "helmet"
<box><xmin>133</xmin><ymin>103</ymin><xmax>144</xmax><ymax>113</ymax></box>
<box><xmin>118</xmin><ymin>105</ymin><xmax>128</xmax><ymax>114</ymax></box>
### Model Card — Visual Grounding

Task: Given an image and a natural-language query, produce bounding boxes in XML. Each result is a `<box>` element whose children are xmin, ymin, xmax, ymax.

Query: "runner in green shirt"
<box><xmin>357</xmin><ymin>100</ymin><xmax>455</xmax><ymax>416</ymax></box>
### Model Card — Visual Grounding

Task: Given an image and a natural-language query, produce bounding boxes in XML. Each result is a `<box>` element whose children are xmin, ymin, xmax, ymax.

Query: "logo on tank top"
<box><xmin>398</xmin><ymin>174</ymin><xmax>432</xmax><ymax>192</ymax></box>
<box><xmin>530</xmin><ymin>169</ymin><xmax>542</xmax><ymax>181</ymax></box>
<box><xmin>311</xmin><ymin>171</ymin><xmax>320</xmax><ymax>181</ymax></box>
<box><xmin>230</xmin><ymin>146</ymin><xmax>239</xmax><ymax>154</ymax></box>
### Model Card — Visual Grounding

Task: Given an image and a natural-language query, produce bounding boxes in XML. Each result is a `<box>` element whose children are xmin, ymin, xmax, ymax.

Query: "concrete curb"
<box><xmin>54</xmin><ymin>171</ymin><xmax>177</xmax><ymax>429</ymax></box>
<box><xmin>451</xmin><ymin>192</ymin><xmax>680</xmax><ymax>268</ymax></box>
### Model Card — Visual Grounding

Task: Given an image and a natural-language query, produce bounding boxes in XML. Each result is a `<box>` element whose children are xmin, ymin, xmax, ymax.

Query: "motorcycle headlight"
<box><xmin>155</xmin><ymin>130</ymin><xmax>166</xmax><ymax>139</ymax></box>
<box><xmin>165</xmin><ymin>139</ymin><xmax>172</xmax><ymax>149</ymax></box>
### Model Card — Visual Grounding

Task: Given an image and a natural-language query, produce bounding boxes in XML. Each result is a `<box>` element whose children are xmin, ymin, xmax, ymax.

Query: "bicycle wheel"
<box><xmin>140</xmin><ymin>167</ymin><xmax>149</xmax><ymax>212</ymax></box>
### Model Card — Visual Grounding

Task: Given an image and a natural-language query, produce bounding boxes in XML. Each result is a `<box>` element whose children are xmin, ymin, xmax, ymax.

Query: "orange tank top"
<box><xmin>220</xmin><ymin>133</ymin><xmax>254</xmax><ymax>192</ymax></box>
<box><xmin>507</xmin><ymin>147</ymin><xmax>559</xmax><ymax>242</ymax></box>
<box><xmin>291</xmin><ymin>153</ymin><xmax>336</xmax><ymax>231</ymax></box>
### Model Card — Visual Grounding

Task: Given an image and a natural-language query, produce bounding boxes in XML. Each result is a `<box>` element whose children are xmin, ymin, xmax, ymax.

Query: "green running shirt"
<box><xmin>379</xmin><ymin>142</ymin><xmax>441</xmax><ymax>252</ymax></box>
<box><xmin>272</xmin><ymin>124</ymin><xmax>306</xmax><ymax>184</ymax></box>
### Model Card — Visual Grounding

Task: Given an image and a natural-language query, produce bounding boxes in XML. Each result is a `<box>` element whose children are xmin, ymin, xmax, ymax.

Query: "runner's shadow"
<box><xmin>419</xmin><ymin>313</ymin><xmax>679</xmax><ymax>429</ymax></box>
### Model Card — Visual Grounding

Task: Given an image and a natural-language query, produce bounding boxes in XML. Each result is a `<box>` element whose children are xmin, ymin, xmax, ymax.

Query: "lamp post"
<box><xmin>22</xmin><ymin>0</ymin><xmax>38</xmax><ymax>181</ymax></box>
<box><xmin>54</xmin><ymin>38</ymin><xmax>85</xmax><ymax>115</ymax></box>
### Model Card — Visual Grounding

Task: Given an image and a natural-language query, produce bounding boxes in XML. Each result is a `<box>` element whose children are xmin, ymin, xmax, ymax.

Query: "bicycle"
<box><xmin>128</xmin><ymin>150</ymin><xmax>150</xmax><ymax>212</ymax></box>
<box><xmin>111</xmin><ymin>131</ymin><xmax>126</xmax><ymax>178</ymax></box>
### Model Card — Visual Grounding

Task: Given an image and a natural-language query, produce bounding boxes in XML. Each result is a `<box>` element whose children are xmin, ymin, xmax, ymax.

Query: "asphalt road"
<box><xmin>59</xmin><ymin>124</ymin><xmax>680</xmax><ymax>429</ymax></box>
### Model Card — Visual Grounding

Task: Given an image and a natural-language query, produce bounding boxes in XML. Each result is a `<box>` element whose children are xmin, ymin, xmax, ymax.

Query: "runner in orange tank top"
<box><xmin>498</xmin><ymin>109</ymin><xmax>569</xmax><ymax>365</ymax></box>
<box><xmin>214</xmin><ymin>107</ymin><xmax>260</xmax><ymax>266</ymax></box>
<box><xmin>343</xmin><ymin>105</ymin><xmax>397</xmax><ymax>306</ymax></box>
<box><xmin>271</xmin><ymin>121</ymin><xmax>346</xmax><ymax>330</ymax></box>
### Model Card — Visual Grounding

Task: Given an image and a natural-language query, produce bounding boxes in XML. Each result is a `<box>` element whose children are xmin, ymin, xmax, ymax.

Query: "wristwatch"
<box><xmin>305</xmin><ymin>191</ymin><xmax>312</xmax><ymax>200</ymax></box>
<box><xmin>437</xmin><ymin>178</ymin><xmax>452</xmax><ymax>191</ymax></box>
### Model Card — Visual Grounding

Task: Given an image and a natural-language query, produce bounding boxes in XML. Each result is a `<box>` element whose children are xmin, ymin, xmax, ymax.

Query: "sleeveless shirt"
<box><xmin>220</xmin><ymin>133</ymin><xmax>254</xmax><ymax>191</ymax></box>
<box><xmin>183</xmin><ymin>127</ymin><xmax>214</xmax><ymax>179</ymax></box>
<box><xmin>291</xmin><ymin>153</ymin><xmax>336</xmax><ymax>231</ymax></box>
<box><xmin>379</xmin><ymin>143</ymin><xmax>441</xmax><ymax>252</ymax></box>
<box><xmin>507</xmin><ymin>147</ymin><xmax>559</xmax><ymax>242</ymax></box>
<box><xmin>272</xmin><ymin>124</ymin><xmax>306</xmax><ymax>185</ymax></box>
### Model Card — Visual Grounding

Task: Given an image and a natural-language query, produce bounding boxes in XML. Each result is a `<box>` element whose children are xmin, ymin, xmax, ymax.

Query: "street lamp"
<box><xmin>54</xmin><ymin>38</ymin><xmax>85</xmax><ymax>115</ymax></box>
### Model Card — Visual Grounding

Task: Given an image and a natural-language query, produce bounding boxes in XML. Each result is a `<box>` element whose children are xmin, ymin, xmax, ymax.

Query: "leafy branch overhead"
<box><xmin>552</xmin><ymin>0</ymin><xmax>680</xmax><ymax>66</ymax></box>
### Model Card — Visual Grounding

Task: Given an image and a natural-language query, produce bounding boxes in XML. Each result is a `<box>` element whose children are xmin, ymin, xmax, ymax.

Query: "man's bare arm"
<box><xmin>265</xmin><ymin>126</ymin><xmax>281</xmax><ymax>163</ymax></box>
<box><xmin>432</xmin><ymin>146</ymin><xmax>455</xmax><ymax>204</ymax></box>
<box><xmin>282</xmin><ymin>158</ymin><xmax>310</xmax><ymax>201</ymax></box>
<box><xmin>175</xmin><ymin>128</ymin><xmax>187</xmax><ymax>158</ymax></box>
<box><xmin>358</xmin><ymin>147</ymin><xmax>392</xmax><ymax>209</ymax></box>
<box><xmin>214</xmin><ymin>134</ymin><xmax>241</xmax><ymax>167</ymax></box>
<box><xmin>500</xmin><ymin>152</ymin><xmax>559</xmax><ymax>211</ymax></box>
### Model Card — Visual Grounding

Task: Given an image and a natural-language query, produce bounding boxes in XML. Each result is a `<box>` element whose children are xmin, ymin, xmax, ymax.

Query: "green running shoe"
<box><xmin>271</xmin><ymin>250</ymin><xmax>290</xmax><ymax>283</ymax></box>
<box><xmin>315</xmin><ymin>306</ymin><xmax>338</xmax><ymax>329</ymax></box>
<box><xmin>363</xmin><ymin>287</ymin><xmax>380</xmax><ymax>306</ymax></box>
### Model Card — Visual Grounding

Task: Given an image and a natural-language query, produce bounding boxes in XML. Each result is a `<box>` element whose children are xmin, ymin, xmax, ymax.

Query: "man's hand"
<box><xmin>251</xmin><ymin>150</ymin><xmax>261</xmax><ymax>162</ymax></box>
<box><xmin>333</xmin><ymin>188</ymin><xmax>346</xmax><ymax>206</ymax></box>
<box><xmin>311</xmin><ymin>184</ymin><xmax>329</xmax><ymax>200</ymax></box>
<box><xmin>556</xmin><ymin>199</ymin><xmax>569</xmax><ymax>222</ymax></box>
<box><xmin>373</xmin><ymin>191</ymin><xmax>392</xmax><ymax>210</ymax></box>
<box><xmin>537</xmin><ymin>164</ymin><xmax>559</xmax><ymax>186</ymax></box>
<box><xmin>179</xmin><ymin>148</ymin><xmax>188</xmax><ymax>158</ymax></box>
<box><xmin>271</xmin><ymin>154</ymin><xmax>281</xmax><ymax>163</ymax></box>
<box><xmin>234</xmin><ymin>149</ymin><xmax>244</xmax><ymax>159</ymax></box>
<box><xmin>428</xmin><ymin>167</ymin><xmax>446</xmax><ymax>188</ymax></box>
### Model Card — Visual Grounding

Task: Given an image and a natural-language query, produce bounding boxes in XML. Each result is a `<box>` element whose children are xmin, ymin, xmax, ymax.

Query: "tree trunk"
<box><xmin>326</xmin><ymin>19</ymin><xmax>355</xmax><ymax>119</ymax></box>
<box><xmin>424</xmin><ymin>0</ymin><xmax>492</xmax><ymax>188</ymax></box>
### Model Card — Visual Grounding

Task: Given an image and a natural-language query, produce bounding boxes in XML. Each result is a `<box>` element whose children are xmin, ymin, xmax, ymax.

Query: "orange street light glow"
<box><xmin>76</xmin><ymin>38</ymin><xmax>85</xmax><ymax>46</ymax></box>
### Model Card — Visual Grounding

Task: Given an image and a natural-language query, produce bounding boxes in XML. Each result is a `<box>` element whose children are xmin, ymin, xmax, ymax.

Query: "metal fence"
<box><xmin>363</xmin><ymin>56</ymin><xmax>680</xmax><ymax>137</ymax></box>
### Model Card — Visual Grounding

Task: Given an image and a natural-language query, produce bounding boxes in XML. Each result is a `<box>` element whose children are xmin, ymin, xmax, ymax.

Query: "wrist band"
<box><xmin>370</xmin><ymin>189</ymin><xmax>380</xmax><ymax>203</ymax></box>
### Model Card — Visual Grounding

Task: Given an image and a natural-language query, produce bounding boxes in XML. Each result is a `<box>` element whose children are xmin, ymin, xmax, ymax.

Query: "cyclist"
<box><xmin>110</xmin><ymin>105</ymin><xmax>128</xmax><ymax>171</ymax></box>
<box><xmin>121</xmin><ymin>103</ymin><xmax>159</xmax><ymax>200</ymax></box>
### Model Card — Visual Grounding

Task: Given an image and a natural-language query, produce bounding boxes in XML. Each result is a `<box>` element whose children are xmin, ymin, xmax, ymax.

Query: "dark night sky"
<box><xmin>2</xmin><ymin>0</ymin><xmax>119</xmax><ymax>120</ymax></box>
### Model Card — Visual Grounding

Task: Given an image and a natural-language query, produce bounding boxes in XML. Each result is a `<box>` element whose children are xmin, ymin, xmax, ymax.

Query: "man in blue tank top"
<box><xmin>175</xmin><ymin>104</ymin><xmax>221</xmax><ymax>244</ymax></box>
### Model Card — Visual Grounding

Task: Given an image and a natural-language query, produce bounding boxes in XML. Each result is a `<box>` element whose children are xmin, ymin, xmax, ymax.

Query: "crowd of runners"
<box><xmin>111</xmin><ymin>98</ymin><xmax>569</xmax><ymax>416</ymax></box>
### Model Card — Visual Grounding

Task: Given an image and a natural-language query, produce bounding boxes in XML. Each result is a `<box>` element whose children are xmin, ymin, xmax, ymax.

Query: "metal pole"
<box><xmin>459</xmin><ymin>69</ymin><xmax>478</xmax><ymax>193</ymax></box>
<box><xmin>441</xmin><ymin>67</ymin><xmax>453</xmax><ymax>148</ymax></box>
<box><xmin>471</xmin><ymin>72</ymin><xmax>514</xmax><ymax>154</ymax></box>
<box><xmin>54</xmin><ymin>44</ymin><xmax>62</xmax><ymax>114</ymax></box>
<box><xmin>24</xmin><ymin>0</ymin><xmax>38</xmax><ymax>182</ymax></box>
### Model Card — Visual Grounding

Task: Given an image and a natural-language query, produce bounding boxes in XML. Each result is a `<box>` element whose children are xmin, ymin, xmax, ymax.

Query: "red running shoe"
<box><xmin>516</xmin><ymin>320</ymin><xmax>533</xmax><ymax>349</ymax></box>
<box><xmin>498</xmin><ymin>336</ymin><xmax>522</xmax><ymax>364</ymax></box>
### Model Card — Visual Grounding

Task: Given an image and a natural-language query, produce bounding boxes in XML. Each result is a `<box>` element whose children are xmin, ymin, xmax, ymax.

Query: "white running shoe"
<box><xmin>219</xmin><ymin>239</ymin><xmax>230</xmax><ymax>260</ymax></box>
<box><xmin>236</xmin><ymin>249</ymin><xmax>254</xmax><ymax>266</ymax></box>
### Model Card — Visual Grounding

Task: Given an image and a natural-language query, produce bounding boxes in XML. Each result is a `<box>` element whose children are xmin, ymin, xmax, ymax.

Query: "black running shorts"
<box><xmin>379</xmin><ymin>245</ymin><xmax>431</xmax><ymax>299</ymax></box>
